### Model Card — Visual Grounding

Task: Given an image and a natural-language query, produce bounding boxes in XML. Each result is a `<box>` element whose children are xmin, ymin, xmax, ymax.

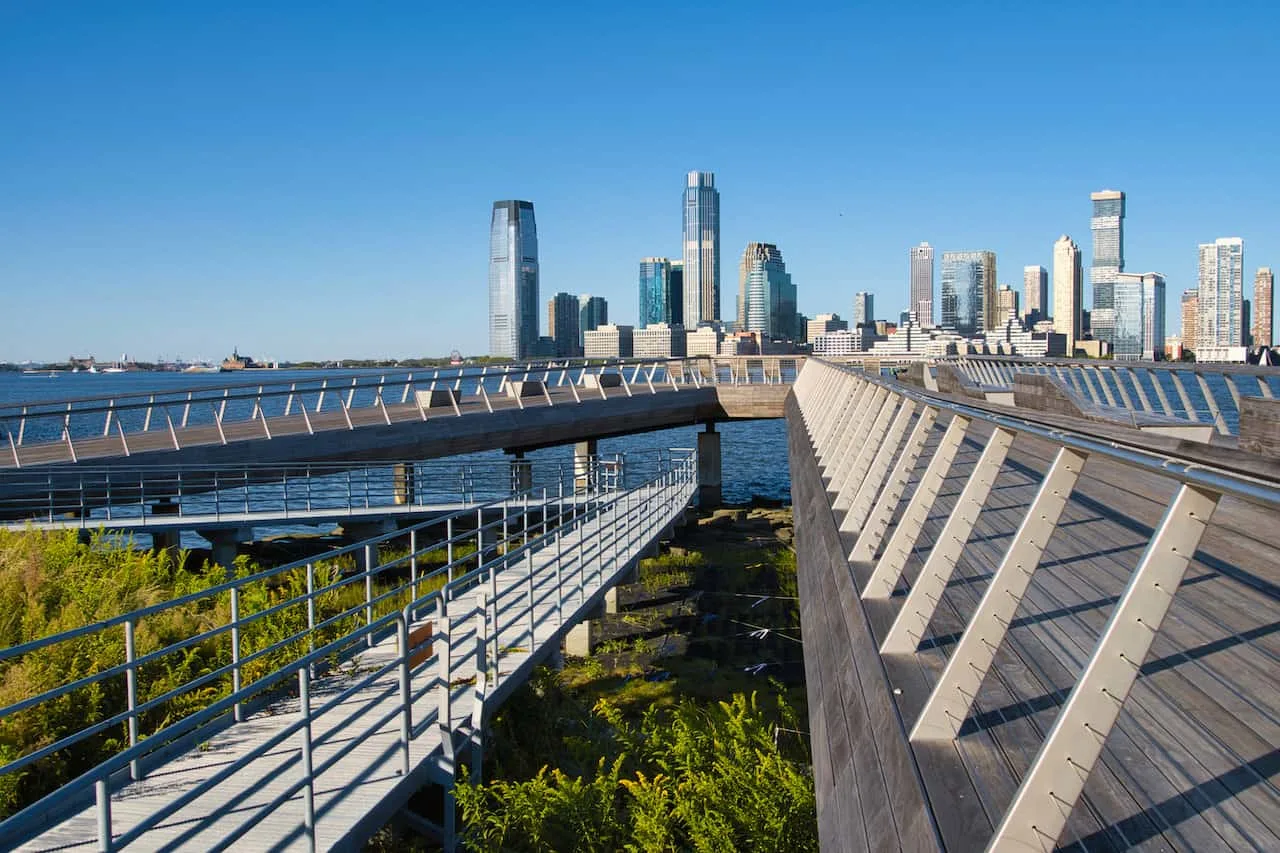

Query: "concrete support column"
<box><xmin>344</xmin><ymin>519</ymin><xmax>397</xmax><ymax>571</ymax></box>
<box><xmin>565</xmin><ymin>619</ymin><xmax>596</xmax><ymax>657</ymax></box>
<box><xmin>574</xmin><ymin>439</ymin><xmax>598</xmax><ymax>492</ymax></box>
<box><xmin>150</xmin><ymin>498</ymin><xmax>181</xmax><ymax>553</ymax></box>
<box><xmin>509</xmin><ymin>451</ymin><xmax>533</xmax><ymax>495</ymax></box>
<box><xmin>697</xmin><ymin>423</ymin><xmax>722</xmax><ymax>508</ymax></box>
<box><xmin>200</xmin><ymin>527</ymin><xmax>250</xmax><ymax>570</ymax></box>
<box><xmin>393</xmin><ymin>463</ymin><xmax>415</xmax><ymax>506</ymax></box>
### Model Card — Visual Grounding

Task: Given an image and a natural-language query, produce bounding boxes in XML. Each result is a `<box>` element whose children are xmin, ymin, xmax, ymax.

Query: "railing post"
<box><xmin>96</xmin><ymin>778</ymin><xmax>113</xmax><ymax>853</ymax></box>
<box><xmin>298</xmin><ymin>668</ymin><xmax>316</xmax><ymax>853</ymax></box>
<box><xmin>911</xmin><ymin>446</ymin><xmax>1087</xmax><ymax>741</ymax></box>
<box><xmin>365</xmin><ymin>543</ymin><xmax>375</xmax><ymax>647</ymax></box>
<box><xmin>124</xmin><ymin>619</ymin><xmax>140</xmax><ymax>780</ymax></box>
<box><xmin>988</xmin><ymin>483</ymin><xmax>1221</xmax><ymax>852</ymax></box>
<box><xmin>880</xmin><ymin>425</ymin><xmax>1014</xmax><ymax>654</ymax></box>
<box><xmin>410</xmin><ymin>527</ymin><xmax>419</xmax><ymax>600</ymax></box>
<box><xmin>230</xmin><ymin>586</ymin><xmax>243</xmax><ymax>722</ymax></box>
<box><xmin>398</xmin><ymin>615</ymin><xmax>412</xmax><ymax>776</ymax></box>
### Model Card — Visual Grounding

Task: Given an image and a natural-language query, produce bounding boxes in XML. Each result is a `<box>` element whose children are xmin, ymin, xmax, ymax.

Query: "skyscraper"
<box><xmin>1113</xmin><ymin>272</ymin><xmax>1166</xmax><ymax>361</ymax></box>
<box><xmin>909</xmin><ymin>242</ymin><xmax>935</xmax><ymax>326</ymax></box>
<box><xmin>1197</xmin><ymin>237</ymin><xmax>1245</xmax><ymax>351</ymax></box>
<box><xmin>489</xmin><ymin>200</ymin><xmax>539</xmax><ymax>359</ymax></box>
<box><xmin>682</xmin><ymin>171</ymin><xmax>721</xmax><ymax>327</ymax></box>
<box><xmin>639</xmin><ymin>258</ymin><xmax>672</xmax><ymax>329</ymax></box>
<box><xmin>578</xmin><ymin>295</ymin><xmax>608</xmax><ymax>350</ymax></box>
<box><xmin>1023</xmin><ymin>265</ymin><xmax>1048</xmax><ymax>324</ymax></box>
<box><xmin>1181</xmin><ymin>290</ymin><xmax>1199</xmax><ymax>355</ymax></box>
<box><xmin>852</xmin><ymin>292</ymin><xmax>874</xmax><ymax>327</ymax></box>
<box><xmin>1254</xmin><ymin>267</ymin><xmax>1274</xmax><ymax>348</ymax></box>
<box><xmin>940</xmin><ymin>251</ymin><xmax>996</xmax><ymax>336</ymax></box>
<box><xmin>740</xmin><ymin>242</ymin><xmax>797</xmax><ymax>341</ymax></box>
<box><xmin>1090</xmin><ymin>190</ymin><xmax>1126</xmax><ymax>346</ymax></box>
<box><xmin>668</xmin><ymin>261</ymin><xmax>684</xmax><ymax>327</ymax></box>
<box><xmin>996</xmin><ymin>284</ymin><xmax>1019</xmax><ymax>324</ymax></box>
<box><xmin>1052</xmin><ymin>236</ymin><xmax>1083</xmax><ymax>354</ymax></box>
<box><xmin>547</xmin><ymin>292</ymin><xmax>580</xmax><ymax>358</ymax></box>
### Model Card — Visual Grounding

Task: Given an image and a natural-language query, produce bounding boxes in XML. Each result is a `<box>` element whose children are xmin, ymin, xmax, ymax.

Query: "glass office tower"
<box><xmin>639</xmin><ymin>258</ymin><xmax>672</xmax><ymax>328</ymax></box>
<box><xmin>740</xmin><ymin>242</ymin><xmax>797</xmax><ymax>340</ymax></box>
<box><xmin>940</xmin><ymin>251</ymin><xmax>995</xmax><ymax>336</ymax></box>
<box><xmin>1113</xmin><ymin>272</ymin><xmax>1165</xmax><ymax>360</ymax></box>
<box><xmin>489</xmin><ymin>200</ymin><xmax>539</xmax><ymax>358</ymax></box>
<box><xmin>682</xmin><ymin>171</ymin><xmax>721</xmax><ymax>327</ymax></box>
<box><xmin>1090</xmin><ymin>190</ymin><xmax>1125</xmax><ymax>345</ymax></box>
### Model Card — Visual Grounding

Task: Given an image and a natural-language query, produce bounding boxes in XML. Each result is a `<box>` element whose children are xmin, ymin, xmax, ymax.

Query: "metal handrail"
<box><xmin>0</xmin><ymin>451</ymin><xmax>698</xmax><ymax>849</ymax></box>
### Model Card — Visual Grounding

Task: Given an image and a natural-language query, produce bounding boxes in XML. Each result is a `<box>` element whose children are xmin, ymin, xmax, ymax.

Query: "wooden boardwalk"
<box><xmin>18</xmin><ymin>478</ymin><xmax>692</xmax><ymax>852</ymax></box>
<box><xmin>791</xmin><ymin>366</ymin><xmax>1280</xmax><ymax>851</ymax></box>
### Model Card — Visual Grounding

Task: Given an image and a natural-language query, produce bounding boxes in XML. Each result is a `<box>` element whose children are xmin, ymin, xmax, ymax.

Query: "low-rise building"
<box><xmin>686</xmin><ymin>325</ymin><xmax>723</xmax><ymax>357</ymax></box>
<box><xmin>583</xmin><ymin>324</ymin><xmax>634</xmax><ymax>359</ymax></box>
<box><xmin>632</xmin><ymin>323</ymin><xmax>686</xmax><ymax>358</ymax></box>
<box><xmin>806</xmin><ymin>313</ymin><xmax>848</xmax><ymax>343</ymax></box>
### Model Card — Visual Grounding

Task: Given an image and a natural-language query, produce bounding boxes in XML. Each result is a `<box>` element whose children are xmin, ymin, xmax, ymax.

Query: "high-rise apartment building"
<box><xmin>1090</xmin><ymin>190</ymin><xmax>1126</xmax><ymax>346</ymax></box>
<box><xmin>1181</xmin><ymin>290</ymin><xmax>1199</xmax><ymax>355</ymax></box>
<box><xmin>639</xmin><ymin>258</ymin><xmax>673</xmax><ymax>329</ymax></box>
<box><xmin>1253</xmin><ymin>267</ymin><xmax>1274</xmax><ymax>348</ymax></box>
<box><xmin>853</xmin><ymin>292</ymin><xmax>874</xmax><ymax>327</ymax></box>
<box><xmin>940</xmin><ymin>251</ymin><xmax>996</xmax><ymax>336</ymax></box>
<box><xmin>488</xmin><ymin>200</ymin><xmax>539</xmax><ymax>358</ymax></box>
<box><xmin>740</xmin><ymin>242</ymin><xmax>798</xmax><ymax>340</ymax></box>
<box><xmin>996</xmin><ymin>285</ymin><xmax>1019</xmax><ymax>325</ymax></box>
<box><xmin>1052</xmin><ymin>235</ymin><xmax>1083</xmax><ymax>354</ymax></box>
<box><xmin>578</xmin><ymin>295</ymin><xmax>608</xmax><ymax>349</ymax></box>
<box><xmin>1198</xmin><ymin>238</ymin><xmax>1245</xmax><ymax>350</ymax></box>
<box><xmin>1023</xmin><ymin>265</ymin><xmax>1048</xmax><ymax>324</ymax></box>
<box><xmin>547</xmin><ymin>292</ymin><xmax>580</xmax><ymax>358</ymax></box>
<box><xmin>909</xmin><ymin>242</ymin><xmax>935</xmax><ymax>326</ymax></box>
<box><xmin>1113</xmin><ymin>272</ymin><xmax>1166</xmax><ymax>360</ymax></box>
<box><xmin>682</xmin><ymin>171</ymin><xmax>721</xmax><ymax>327</ymax></box>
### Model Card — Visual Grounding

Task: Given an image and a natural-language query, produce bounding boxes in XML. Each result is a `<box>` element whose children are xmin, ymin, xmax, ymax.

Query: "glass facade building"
<box><xmin>489</xmin><ymin>200</ymin><xmax>539</xmax><ymax>359</ymax></box>
<box><xmin>547</xmin><ymin>292</ymin><xmax>580</xmax><ymax>358</ymax></box>
<box><xmin>578</xmin><ymin>295</ymin><xmax>608</xmax><ymax>349</ymax></box>
<box><xmin>740</xmin><ymin>242</ymin><xmax>797</xmax><ymax>340</ymax></box>
<box><xmin>910</xmin><ymin>242</ymin><xmax>935</xmax><ymax>326</ymax></box>
<box><xmin>668</xmin><ymin>261</ymin><xmax>684</xmax><ymax>327</ymax></box>
<box><xmin>639</xmin><ymin>258</ymin><xmax>672</xmax><ymax>329</ymax></box>
<box><xmin>682</xmin><ymin>171</ymin><xmax>721</xmax><ymax>327</ymax></box>
<box><xmin>940</xmin><ymin>251</ymin><xmax>995</xmax><ymax>336</ymax></box>
<box><xmin>1090</xmin><ymin>190</ymin><xmax>1125</xmax><ymax>345</ymax></box>
<box><xmin>1113</xmin><ymin>272</ymin><xmax>1165</xmax><ymax>361</ymax></box>
<box><xmin>1198</xmin><ymin>238</ymin><xmax>1245</xmax><ymax>349</ymax></box>
<box><xmin>853</xmin><ymin>292</ymin><xmax>874</xmax><ymax>327</ymax></box>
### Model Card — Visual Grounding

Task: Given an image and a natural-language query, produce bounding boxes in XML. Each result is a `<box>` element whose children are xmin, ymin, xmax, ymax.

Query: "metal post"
<box><xmin>862</xmin><ymin>415</ymin><xmax>970</xmax><ymax>598</ymax></box>
<box><xmin>124</xmin><ymin>620</ymin><xmax>140</xmax><ymax>780</ymax></box>
<box><xmin>230</xmin><ymin>587</ymin><xmax>243</xmax><ymax>722</ymax></box>
<box><xmin>911</xmin><ymin>446</ymin><xmax>1086</xmax><ymax>741</ymax></box>
<box><xmin>410</xmin><ymin>528</ymin><xmax>419</xmax><ymax>600</ymax></box>
<box><xmin>880</xmin><ymin>425</ymin><xmax>1014</xmax><ymax>654</ymax></box>
<box><xmin>298</xmin><ymin>668</ymin><xmax>316</xmax><ymax>853</ymax></box>
<box><xmin>96</xmin><ymin>778</ymin><xmax>112</xmax><ymax>853</ymax></box>
<box><xmin>306</xmin><ymin>562</ymin><xmax>316</xmax><ymax>666</ymax></box>
<box><xmin>987</xmin><ymin>483</ymin><xmax>1221</xmax><ymax>852</ymax></box>
<box><xmin>365</xmin><ymin>543</ymin><xmax>375</xmax><ymax>647</ymax></box>
<box><xmin>398</xmin><ymin>616</ymin><xmax>412</xmax><ymax>776</ymax></box>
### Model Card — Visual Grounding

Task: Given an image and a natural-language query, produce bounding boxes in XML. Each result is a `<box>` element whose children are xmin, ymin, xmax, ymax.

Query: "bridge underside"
<box><xmin>0</xmin><ymin>385</ymin><xmax>787</xmax><ymax>517</ymax></box>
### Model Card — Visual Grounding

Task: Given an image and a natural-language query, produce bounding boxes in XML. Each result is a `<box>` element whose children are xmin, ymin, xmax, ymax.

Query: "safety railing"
<box><xmin>793</xmin><ymin>358</ymin><xmax>1280</xmax><ymax>852</ymax></box>
<box><xmin>943</xmin><ymin>355</ymin><xmax>1280</xmax><ymax>436</ymax></box>
<box><xmin>0</xmin><ymin>356</ymin><xmax>802</xmax><ymax>467</ymax></box>
<box><xmin>0</xmin><ymin>449</ymin><xmax>698</xmax><ymax>850</ymax></box>
<box><xmin>0</xmin><ymin>449</ymin><xmax>682</xmax><ymax>526</ymax></box>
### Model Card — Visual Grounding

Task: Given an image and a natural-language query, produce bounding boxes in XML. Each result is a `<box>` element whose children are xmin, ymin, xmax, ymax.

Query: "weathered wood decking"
<box><xmin>18</xmin><ymin>478</ymin><xmax>691</xmax><ymax>852</ymax></box>
<box><xmin>791</xmin><ymin>395</ymin><xmax>1280</xmax><ymax>852</ymax></box>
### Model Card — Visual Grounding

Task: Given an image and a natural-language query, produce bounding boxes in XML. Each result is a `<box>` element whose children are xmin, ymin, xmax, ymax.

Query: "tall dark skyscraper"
<box><xmin>668</xmin><ymin>261</ymin><xmax>684</xmax><ymax>327</ymax></box>
<box><xmin>682</xmin><ymin>171</ymin><xmax>720</xmax><ymax>327</ymax></box>
<box><xmin>639</xmin><ymin>258</ymin><xmax>672</xmax><ymax>328</ymax></box>
<box><xmin>578</xmin><ymin>295</ymin><xmax>608</xmax><ymax>349</ymax></box>
<box><xmin>1090</xmin><ymin>189</ymin><xmax>1125</xmax><ymax>345</ymax></box>
<box><xmin>547</xmin><ymin>292</ymin><xmax>580</xmax><ymax>357</ymax></box>
<box><xmin>489</xmin><ymin>200</ymin><xmax>539</xmax><ymax>358</ymax></box>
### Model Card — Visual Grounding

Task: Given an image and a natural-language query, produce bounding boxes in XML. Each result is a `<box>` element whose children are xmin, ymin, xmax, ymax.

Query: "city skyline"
<box><xmin>1</xmin><ymin>4</ymin><xmax>1277</xmax><ymax>361</ymax></box>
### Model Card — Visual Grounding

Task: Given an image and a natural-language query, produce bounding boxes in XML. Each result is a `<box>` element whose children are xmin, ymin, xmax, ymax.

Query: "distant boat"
<box><xmin>102</xmin><ymin>366</ymin><xmax>127</xmax><ymax>374</ymax></box>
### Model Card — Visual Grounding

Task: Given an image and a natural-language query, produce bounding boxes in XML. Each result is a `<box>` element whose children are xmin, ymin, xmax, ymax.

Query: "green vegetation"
<box><xmin>452</xmin><ymin>508</ymin><xmax>815</xmax><ymax>853</ymax></box>
<box><xmin>0</xmin><ymin>528</ymin><xmax>456</xmax><ymax>818</ymax></box>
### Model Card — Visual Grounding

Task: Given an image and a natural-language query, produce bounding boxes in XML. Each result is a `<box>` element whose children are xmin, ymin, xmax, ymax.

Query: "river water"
<box><xmin>0</xmin><ymin>369</ymin><xmax>792</xmax><ymax>545</ymax></box>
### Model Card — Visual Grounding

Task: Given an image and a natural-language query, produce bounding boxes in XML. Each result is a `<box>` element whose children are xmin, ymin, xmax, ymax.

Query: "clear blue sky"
<box><xmin>2</xmin><ymin>0</ymin><xmax>1276</xmax><ymax>362</ymax></box>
